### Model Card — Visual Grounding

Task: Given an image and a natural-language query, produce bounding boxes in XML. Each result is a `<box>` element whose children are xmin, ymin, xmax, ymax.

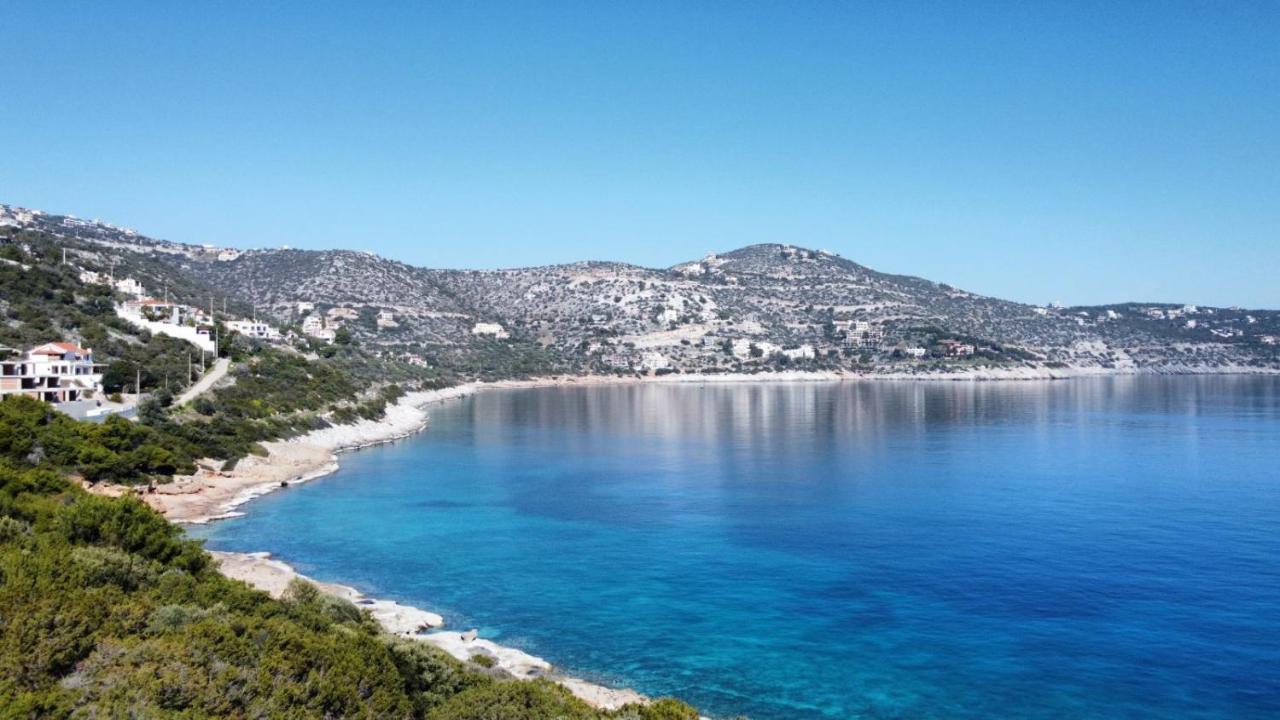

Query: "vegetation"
<box><xmin>0</xmin><ymin>401</ymin><xmax>701</xmax><ymax>719</ymax></box>
<box><xmin>1</xmin><ymin>228</ymin><xmax>453</xmax><ymax>472</ymax></box>
<box><xmin>0</xmin><ymin>236</ymin><xmax>202</xmax><ymax>395</ymax></box>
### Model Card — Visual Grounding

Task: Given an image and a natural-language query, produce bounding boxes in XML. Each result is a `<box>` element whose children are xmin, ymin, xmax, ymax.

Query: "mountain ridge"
<box><xmin>4</xmin><ymin>202</ymin><xmax>1277</xmax><ymax>379</ymax></box>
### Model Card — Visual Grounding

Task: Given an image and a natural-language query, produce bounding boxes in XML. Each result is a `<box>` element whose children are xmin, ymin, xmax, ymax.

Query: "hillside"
<box><xmin>5</xmin><ymin>203</ymin><xmax>1278</xmax><ymax>378</ymax></box>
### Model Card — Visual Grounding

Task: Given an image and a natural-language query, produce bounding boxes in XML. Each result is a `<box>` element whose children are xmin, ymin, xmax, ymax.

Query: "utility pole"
<box><xmin>135</xmin><ymin>365</ymin><xmax>141</xmax><ymax>397</ymax></box>
<box><xmin>187</xmin><ymin>352</ymin><xmax>192</xmax><ymax>381</ymax></box>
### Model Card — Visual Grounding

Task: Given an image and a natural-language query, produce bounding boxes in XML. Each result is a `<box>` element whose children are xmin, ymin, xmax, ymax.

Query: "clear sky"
<box><xmin>2</xmin><ymin>2</ymin><xmax>1277</xmax><ymax>307</ymax></box>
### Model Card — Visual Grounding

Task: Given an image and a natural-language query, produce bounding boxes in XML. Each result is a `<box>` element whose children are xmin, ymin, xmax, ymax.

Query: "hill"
<box><xmin>5</xmin><ymin>202</ymin><xmax>1278</xmax><ymax>378</ymax></box>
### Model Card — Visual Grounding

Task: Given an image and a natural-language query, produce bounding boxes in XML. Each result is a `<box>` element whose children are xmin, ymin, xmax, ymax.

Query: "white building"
<box><xmin>301</xmin><ymin>314</ymin><xmax>336</xmax><ymax>342</ymax></box>
<box><xmin>903</xmin><ymin>347</ymin><xmax>927</xmax><ymax>358</ymax></box>
<box><xmin>781</xmin><ymin>345</ymin><xmax>815</xmax><ymax>361</ymax></box>
<box><xmin>116</xmin><ymin>299</ymin><xmax>216</xmax><ymax>353</ymax></box>
<box><xmin>376</xmin><ymin>309</ymin><xmax>399</xmax><ymax>329</ymax></box>
<box><xmin>471</xmin><ymin>322</ymin><xmax>510</xmax><ymax>339</ymax></box>
<box><xmin>840</xmin><ymin>320</ymin><xmax>883</xmax><ymax>350</ymax></box>
<box><xmin>0</xmin><ymin>343</ymin><xmax>104</xmax><ymax>403</ymax></box>
<box><xmin>228</xmin><ymin>319</ymin><xmax>281</xmax><ymax>341</ymax></box>
<box><xmin>114</xmin><ymin>277</ymin><xmax>146</xmax><ymax>298</ymax></box>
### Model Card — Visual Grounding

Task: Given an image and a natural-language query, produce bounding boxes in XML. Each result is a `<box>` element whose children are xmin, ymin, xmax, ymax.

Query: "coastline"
<box><xmin>209</xmin><ymin>549</ymin><xmax>647</xmax><ymax>710</ymax></box>
<box><xmin>121</xmin><ymin>365</ymin><xmax>1278</xmax><ymax>712</ymax></box>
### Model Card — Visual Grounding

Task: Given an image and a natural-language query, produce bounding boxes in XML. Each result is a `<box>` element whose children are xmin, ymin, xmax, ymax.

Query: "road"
<box><xmin>175</xmin><ymin>357</ymin><xmax>231</xmax><ymax>406</ymax></box>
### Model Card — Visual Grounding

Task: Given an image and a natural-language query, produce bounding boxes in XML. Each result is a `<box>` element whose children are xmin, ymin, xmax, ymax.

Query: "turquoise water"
<box><xmin>191</xmin><ymin>378</ymin><xmax>1280</xmax><ymax>719</ymax></box>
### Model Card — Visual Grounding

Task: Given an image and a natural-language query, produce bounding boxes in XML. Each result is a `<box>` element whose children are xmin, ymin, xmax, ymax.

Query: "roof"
<box><xmin>31</xmin><ymin>342</ymin><xmax>89</xmax><ymax>356</ymax></box>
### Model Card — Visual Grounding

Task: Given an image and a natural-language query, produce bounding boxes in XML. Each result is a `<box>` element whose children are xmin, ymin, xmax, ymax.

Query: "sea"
<box><xmin>190</xmin><ymin>377</ymin><xmax>1280</xmax><ymax>719</ymax></box>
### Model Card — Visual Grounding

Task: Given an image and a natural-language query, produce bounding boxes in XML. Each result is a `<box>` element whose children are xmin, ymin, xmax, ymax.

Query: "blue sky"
<box><xmin>2</xmin><ymin>2</ymin><xmax>1277</xmax><ymax>307</ymax></box>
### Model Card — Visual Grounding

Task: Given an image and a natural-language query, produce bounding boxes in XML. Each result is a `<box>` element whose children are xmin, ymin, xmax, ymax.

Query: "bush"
<box><xmin>426</xmin><ymin>680</ymin><xmax>599</xmax><ymax>720</ymax></box>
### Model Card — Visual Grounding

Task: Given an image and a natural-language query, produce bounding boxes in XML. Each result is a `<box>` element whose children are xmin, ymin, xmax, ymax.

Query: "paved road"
<box><xmin>175</xmin><ymin>357</ymin><xmax>231</xmax><ymax>406</ymax></box>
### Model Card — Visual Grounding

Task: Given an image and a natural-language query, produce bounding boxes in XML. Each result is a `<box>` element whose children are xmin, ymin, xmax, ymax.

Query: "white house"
<box><xmin>228</xmin><ymin>319</ymin><xmax>281</xmax><ymax>341</ymax></box>
<box><xmin>903</xmin><ymin>347</ymin><xmax>927</xmax><ymax>358</ymax></box>
<box><xmin>376</xmin><ymin>309</ymin><xmax>398</xmax><ymax>329</ymax></box>
<box><xmin>471</xmin><ymin>322</ymin><xmax>510</xmax><ymax>339</ymax></box>
<box><xmin>114</xmin><ymin>277</ymin><xmax>146</xmax><ymax>298</ymax></box>
<box><xmin>301</xmin><ymin>314</ymin><xmax>336</xmax><ymax>342</ymax></box>
<box><xmin>0</xmin><ymin>343</ymin><xmax>104</xmax><ymax>404</ymax></box>
<box><xmin>116</xmin><ymin>299</ymin><xmax>216</xmax><ymax>353</ymax></box>
<box><xmin>840</xmin><ymin>320</ymin><xmax>883</xmax><ymax>350</ymax></box>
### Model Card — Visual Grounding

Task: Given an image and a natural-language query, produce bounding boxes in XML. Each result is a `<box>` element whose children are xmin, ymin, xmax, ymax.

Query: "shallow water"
<box><xmin>192</xmin><ymin>378</ymin><xmax>1280</xmax><ymax>719</ymax></box>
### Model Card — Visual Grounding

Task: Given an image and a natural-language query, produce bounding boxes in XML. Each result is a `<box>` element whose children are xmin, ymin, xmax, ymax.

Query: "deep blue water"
<box><xmin>191</xmin><ymin>378</ymin><xmax>1280</xmax><ymax>719</ymax></box>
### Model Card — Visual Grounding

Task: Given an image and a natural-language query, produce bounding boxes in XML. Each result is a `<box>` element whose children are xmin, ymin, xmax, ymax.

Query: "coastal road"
<box><xmin>175</xmin><ymin>357</ymin><xmax>231</xmax><ymax>406</ymax></box>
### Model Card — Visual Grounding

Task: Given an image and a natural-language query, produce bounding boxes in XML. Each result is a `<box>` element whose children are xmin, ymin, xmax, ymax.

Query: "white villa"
<box><xmin>377</xmin><ymin>309</ymin><xmax>399</xmax><ymax>329</ymax></box>
<box><xmin>839</xmin><ymin>320</ymin><xmax>883</xmax><ymax>350</ymax></box>
<box><xmin>117</xmin><ymin>298</ymin><xmax>216</xmax><ymax>353</ymax></box>
<box><xmin>301</xmin><ymin>314</ymin><xmax>336</xmax><ymax>342</ymax></box>
<box><xmin>114</xmin><ymin>277</ymin><xmax>146</xmax><ymax>298</ymax></box>
<box><xmin>0</xmin><ymin>343</ymin><xmax>104</xmax><ymax>404</ymax></box>
<box><xmin>228</xmin><ymin>319</ymin><xmax>282</xmax><ymax>341</ymax></box>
